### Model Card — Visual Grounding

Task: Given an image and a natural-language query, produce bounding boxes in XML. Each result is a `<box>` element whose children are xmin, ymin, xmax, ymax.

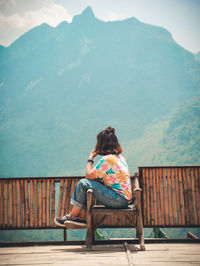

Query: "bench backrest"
<box><xmin>0</xmin><ymin>176</ymin><xmax>136</xmax><ymax>229</ymax></box>
<box><xmin>139</xmin><ymin>166</ymin><xmax>200</xmax><ymax>227</ymax></box>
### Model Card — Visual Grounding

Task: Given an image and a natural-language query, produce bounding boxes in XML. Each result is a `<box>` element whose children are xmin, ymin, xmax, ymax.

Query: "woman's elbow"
<box><xmin>85</xmin><ymin>171</ymin><xmax>96</xmax><ymax>180</ymax></box>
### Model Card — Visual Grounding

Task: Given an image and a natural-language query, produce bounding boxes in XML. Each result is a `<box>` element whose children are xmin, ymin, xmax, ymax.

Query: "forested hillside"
<box><xmin>124</xmin><ymin>96</ymin><xmax>200</xmax><ymax>172</ymax></box>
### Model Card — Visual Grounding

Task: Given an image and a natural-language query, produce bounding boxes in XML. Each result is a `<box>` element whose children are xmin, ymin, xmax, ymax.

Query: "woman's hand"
<box><xmin>89</xmin><ymin>149</ymin><xmax>98</xmax><ymax>160</ymax></box>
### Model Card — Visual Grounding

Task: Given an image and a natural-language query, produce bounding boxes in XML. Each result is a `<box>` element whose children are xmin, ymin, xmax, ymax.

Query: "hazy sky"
<box><xmin>0</xmin><ymin>0</ymin><xmax>199</xmax><ymax>53</ymax></box>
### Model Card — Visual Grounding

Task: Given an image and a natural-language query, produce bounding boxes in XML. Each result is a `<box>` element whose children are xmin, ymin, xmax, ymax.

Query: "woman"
<box><xmin>54</xmin><ymin>126</ymin><xmax>132</xmax><ymax>228</ymax></box>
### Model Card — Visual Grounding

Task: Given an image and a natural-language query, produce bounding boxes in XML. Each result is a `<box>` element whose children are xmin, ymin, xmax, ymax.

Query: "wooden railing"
<box><xmin>1</xmin><ymin>166</ymin><xmax>199</xmax><ymax>231</ymax></box>
<box><xmin>0</xmin><ymin>176</ymin><xmax>137</xmax><ymax>230</ymax></box>
<box><xmin>139</xmin><ymin>166</ymin><xmax>200</xmax><ymax>227</ymax></box>
<box><xmin>0</xmin><ymin>176</ymin><xmax>82</xmax><ymax>229</ymax></box>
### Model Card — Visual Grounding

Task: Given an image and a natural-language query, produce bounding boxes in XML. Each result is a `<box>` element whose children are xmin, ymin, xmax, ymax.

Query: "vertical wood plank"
<box><xmin>65</xmin><ymin>178</ymin><xmax>72</xmax><ymax>214</ymax></box>
<box><xmin>163</xmin><ymin>168</ymin><xmax>168</xmax><ymax>225</ymax></box>
<box><xmin>155</xmin><ymin>168</ymin><xmax>161</xmax><ymax>225</ymax></box>
<box><xmin>20</xmin><ymin>179</ymin><xmax>25</xmax><ymax>227</ymax></box>
<box><xmin>194</xmin><ymin>168</ymin><xmax>200</xmax><ymax>223</ymax></box>
<box><xmin>178</xmin><ymin>168</ymin><xmax>185</xmax><ymax>225</ymax></box>
<box><xmin>185</xmin><ymin>168</ymin><xmax>192</xmax><ymax>224</ymax></box>
<box><xmin>38</xmin><ymin>180</ymin><xmax>43</xmax><ymax>227</ymax></box>
<box><xmin>175</xmin><ymin>168</ymin><xmax>181</xmax><ymax>225</ymax></box>
<box><xmin>24</xmin><ymin>179</ymin><xmax>29</xmax><ymax>227</ymax></box>
<box><xmin>171</xmin><ymin>168</ymin><xmax>177</xmax><ymax>225</ymax></box>
<box><xmin>152</xmin><ymin>168</ymin><xmax>158</xmax><ymax>225</ymax></box>
<box><xmin>61</xmin><ymin>180</ymin><xmax>68</xmax><ymax>217</ymax></box>
<box><xmin>149</xmin><ymin>168</ymin><xmax>154</xmax><ymax>226</ymax></box>
<box><xmin>51</xmin><ymin>179</ymin><xmax>55</xmax><ymax>226</ymax></box>
<box><xmin>146</xmin><ymin>168</ymin><xmax>150</xmax><ymax>226</ymax></box>
<box><xmin>182</xmin><ymin>168</ymin><xmax>190</xmax><ymax>225</ymax></box>
<box><xmin>8</xmin><ymin>181</ymin><xmax>13</xmax><ymax>227</ymax></box>
<box><xmin>34</xmin><ymin>180</ymin><xmax>38</xmax><ymax>227</ymax></box>
<box><xmin>46</xmin><ymin>179</ymin><xmax>50</xmax><ymax>227</ymax></box>
<box><xmin>0</xmin><ymin>181</ymin><xmax>3</xmax><ymax>226</ymax></box>
<box><xmin>190</xmin><ymin>168</ymin><xmax>198</xmax><ymax>225</ymax></box>
<box><xmin>13</xmin><ymin>180</ymin><xmax>17</xmax><ymax>228</ymax></box>
<box><xmin>167</xmin><ymin>168</ymin><xmax>173</xmax><ymax>225</ymax></box>
<box><xmin>29</xmin><ymin>180</ymin><xmax>35</xmax><ymax>227</ymax></box>
<box><xmin>142</xmin><ymin>169</ymin><xmax>147</xmax><ymax>226</ymax></box>
<box><xmin>159</xmin><ymin>168</ymin><xmax>164</xmax><ymax>225</ymax></box>
<box><xmin>57</xmin><ymin>179</ymin><xmax>64</xmax><ymax>217</ymax></box>
<box><xmin>69</xmin><ymin>178</ymin><xmax>76</xmax><ymax>213</ymax></box>
<box><xmin>3</xmin><ymin>181</ymin><xmax>8</xmax><ymax>227</ymax></box>
<box><xmin>42</xmin><ymin>179</ymin><xmax>47</xmax><ymax>226</ymax></box>
<box><xmin>16</xmin><ymin>180</ymin><xmax>21</xmax><ymax>227</ymax></box>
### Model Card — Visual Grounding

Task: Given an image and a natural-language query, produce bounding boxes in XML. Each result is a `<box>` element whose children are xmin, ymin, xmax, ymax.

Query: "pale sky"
<box><xmin>0</xmin><ymin>0</ymin><xmax>200</xmax><ymax>54</ymax></box>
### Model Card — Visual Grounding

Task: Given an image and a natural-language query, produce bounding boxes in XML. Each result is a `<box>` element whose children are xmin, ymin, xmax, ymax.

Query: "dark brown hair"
<box><xmin>95</xmin><ymin>126</ymin><xmax>122</xmax><ymax>155</ymax></box>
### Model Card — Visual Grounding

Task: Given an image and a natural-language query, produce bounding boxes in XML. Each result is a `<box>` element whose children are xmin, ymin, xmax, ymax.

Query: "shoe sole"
<box><xmin>54</xmin><ymin>218</ymin><xmax>66</xmax><ymax>227</ymax></box>
<box><xmin>64</xmin><ymin>221</ymin><xmax>87</xmax><ymax>229</ymax></box>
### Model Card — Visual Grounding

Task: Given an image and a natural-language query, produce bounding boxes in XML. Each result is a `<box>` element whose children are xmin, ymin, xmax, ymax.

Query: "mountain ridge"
<box><xmin>0</xmin><ymin>6</ymin><xmax>199</xmax><ymax>177</ymax></box>
<box><xmin>2</xmin><ymin>6</ymin><xmax>184</xmax><ymax>52</ymax></box>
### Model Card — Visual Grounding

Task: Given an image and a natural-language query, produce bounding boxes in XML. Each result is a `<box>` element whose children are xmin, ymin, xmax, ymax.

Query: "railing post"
<box><xmin>63</xmin><ymin>228</ymin><xmax>67</xmax><ymax>241</ymax></box>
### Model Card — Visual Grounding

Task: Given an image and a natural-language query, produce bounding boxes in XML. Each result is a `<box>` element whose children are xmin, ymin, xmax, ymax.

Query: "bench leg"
<box><xmin>135</xmin><ymin>187</ymin><xmax>145</xmax><ymax>251</ymax></box>
<box><xmin>137</xmin><ymin>227</ymin><xmax>145</xmax><ymax>251</ymax></box>
<box><xmin>85</xmin><ymin>226</ymin><xmax>94</xmax><ymax>250</ymax></box>
<box><xmin>86</xmin><ymin>189</ymin><xmax>94</xmax><ymax>250</ymax></box>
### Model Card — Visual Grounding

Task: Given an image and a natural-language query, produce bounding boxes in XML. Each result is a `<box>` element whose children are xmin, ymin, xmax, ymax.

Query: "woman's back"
<box><xmin>93</xmin><ymin>154</ymin><xmax>132</xmax><ymax>200</ymax></box>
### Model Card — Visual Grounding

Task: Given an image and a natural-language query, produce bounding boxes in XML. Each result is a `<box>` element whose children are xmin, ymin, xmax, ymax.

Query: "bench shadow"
<box><xmin>51</xmin><ymin>244</ymin><xmax>140</xmax><ymax>254</ymax></box>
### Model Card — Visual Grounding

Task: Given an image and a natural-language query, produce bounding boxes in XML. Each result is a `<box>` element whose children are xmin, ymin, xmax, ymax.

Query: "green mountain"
<box><xmin>0</xmin><ymin>6</ymin><xmax>200</xmax><ymax>177</ymax></box>
<box><xmin>124</xmin><ymin>96</ymin><xmax>200</xmax><ymax>173</ymax></box>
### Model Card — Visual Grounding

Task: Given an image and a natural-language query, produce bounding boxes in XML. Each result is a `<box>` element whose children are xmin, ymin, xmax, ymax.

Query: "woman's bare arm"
<box><xmin>85</xmin><ymin>149</ymin><xmax>98</xmax><ymax>179</ymax></box>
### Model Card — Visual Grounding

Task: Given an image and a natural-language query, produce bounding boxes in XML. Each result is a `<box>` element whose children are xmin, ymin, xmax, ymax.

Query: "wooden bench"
<box><xmin>85</xmin><ymin>173</ymin><xmax>145</xmax><ymax>250</ymax></box>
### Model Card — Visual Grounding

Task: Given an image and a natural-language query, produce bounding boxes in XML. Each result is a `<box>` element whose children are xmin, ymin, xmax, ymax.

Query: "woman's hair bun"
<box><xmin>105</xmin><ymin>126</ymin><xmax>115</xmax><ymax>134</ymax></box>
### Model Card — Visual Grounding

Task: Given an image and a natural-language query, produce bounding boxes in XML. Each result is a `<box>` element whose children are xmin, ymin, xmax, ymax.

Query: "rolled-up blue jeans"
<box><xmin>70</xmin><ymin>178</ymin><xmax>128</xmax><ymax>210</ymax></box>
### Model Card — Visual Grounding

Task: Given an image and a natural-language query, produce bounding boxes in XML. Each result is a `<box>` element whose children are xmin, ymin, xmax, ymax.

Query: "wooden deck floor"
<box><xmin>0</xmin><ymin>243</ymin><xmax>200</xmax><ymax>266</ymax></box>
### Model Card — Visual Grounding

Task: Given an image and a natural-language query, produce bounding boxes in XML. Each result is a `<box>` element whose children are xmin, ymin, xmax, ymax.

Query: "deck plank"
<box><xmin>0</xmin><ymin>243</ymin><xmax>199</xmax><ymax>266</ymax></box>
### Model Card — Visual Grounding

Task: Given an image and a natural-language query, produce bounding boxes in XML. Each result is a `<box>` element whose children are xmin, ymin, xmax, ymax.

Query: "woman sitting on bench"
<box><xmin>54</xmin><ymin>126</ymin><xmax>132</xmax><ymax>228</ymax></box>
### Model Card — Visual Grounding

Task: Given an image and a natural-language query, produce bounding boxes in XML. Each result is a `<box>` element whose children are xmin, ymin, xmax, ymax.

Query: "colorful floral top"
<box><xmin>93</xmin><ymin>154</ymin><xmax>132</xmax><ymax>201</ymax></box>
